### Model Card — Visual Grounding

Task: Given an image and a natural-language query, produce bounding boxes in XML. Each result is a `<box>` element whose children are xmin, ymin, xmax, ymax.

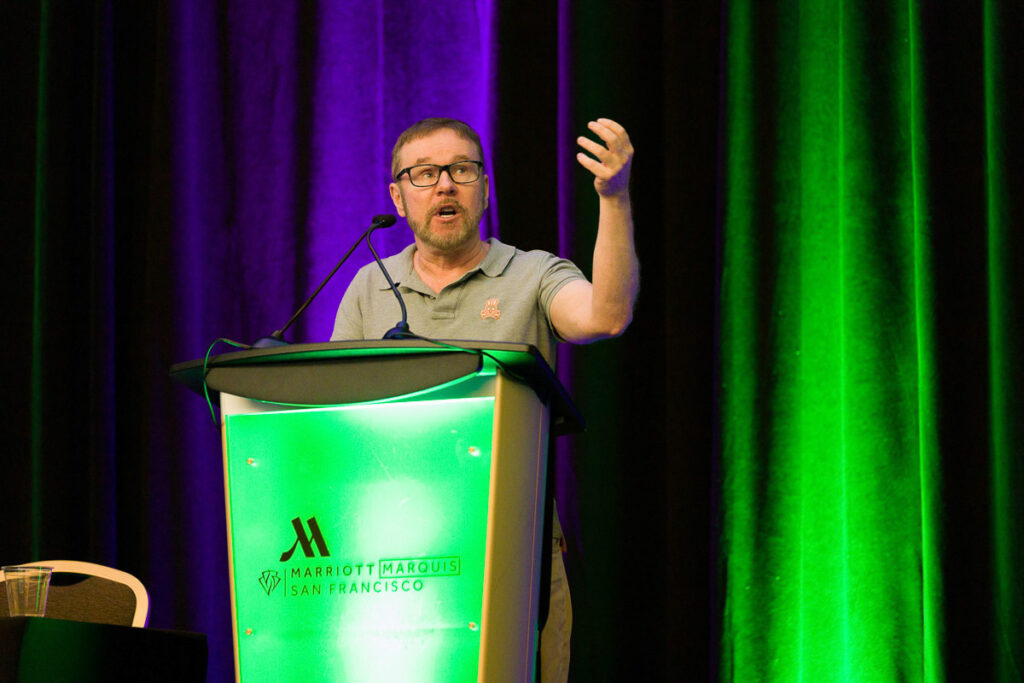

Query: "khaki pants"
<box><xmin>539</xmin><ymin>539</ymin><xmax>572</xmax><ymax>683</ymax></box>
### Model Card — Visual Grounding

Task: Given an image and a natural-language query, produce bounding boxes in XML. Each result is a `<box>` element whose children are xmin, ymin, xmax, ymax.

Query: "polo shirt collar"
<box><xmin>375</xmin><ymin>237</ymin><xmax>515</xmax><ymax>292</ymax></box>
<box><xmin>478</xmin><ymin>237</ymin><xmax>515</xmax><ymax>276</ymax></box>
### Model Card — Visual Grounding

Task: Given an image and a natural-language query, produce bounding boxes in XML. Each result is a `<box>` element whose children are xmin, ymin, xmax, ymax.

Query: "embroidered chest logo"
<box><xmin>480</xmin><ymin>298</ymin><xmax>502</xmax><ymax>320</ymax></box>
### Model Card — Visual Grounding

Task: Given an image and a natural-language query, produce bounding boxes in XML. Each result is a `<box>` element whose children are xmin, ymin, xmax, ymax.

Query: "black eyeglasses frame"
<box><xmin>395</xmin><ymin>160</ymin><xmax>485</xmax><ymax>187</ymax></box>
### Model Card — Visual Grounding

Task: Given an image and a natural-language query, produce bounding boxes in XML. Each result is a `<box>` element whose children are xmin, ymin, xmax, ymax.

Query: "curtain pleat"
<box><xmin>720</xmin><ymin>1</ymin><xmax>1023</xmax><ymax>680</ymax></box>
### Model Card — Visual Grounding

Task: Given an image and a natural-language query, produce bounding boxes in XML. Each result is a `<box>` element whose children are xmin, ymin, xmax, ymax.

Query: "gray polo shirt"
<box><xmin>330</xmin><ymin>237</ymin><xmax>585</xmax><ymax>366</ymax></box>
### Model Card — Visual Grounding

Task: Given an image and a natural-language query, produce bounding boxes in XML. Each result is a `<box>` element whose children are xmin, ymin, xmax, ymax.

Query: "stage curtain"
<box><xmin>719</xmin><ymin>1</ymin><xmax>1023</xmax><ymax>680</ymax></box>
<box><xmin>3</xmin><ymin>0</ymin><xmax>1020</xmax><ymax>680</ymax></box>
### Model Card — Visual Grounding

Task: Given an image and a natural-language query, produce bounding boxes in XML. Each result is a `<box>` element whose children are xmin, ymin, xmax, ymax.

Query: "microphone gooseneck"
<box><xmin>251</xmin><ymin>213</ymin><xmax>398</xmax><ymax>348</ymax></box>
<box><xmin>365</xmin><ymin>221</ymin><xmax>415</xmax><ymax>340</ymax></box>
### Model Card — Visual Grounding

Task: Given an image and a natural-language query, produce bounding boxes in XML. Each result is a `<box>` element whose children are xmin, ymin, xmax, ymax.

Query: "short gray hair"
<box><xmin>391</xmin><ymin>118</ymin><xmax>485</xmax><ymax>180</ymax></box>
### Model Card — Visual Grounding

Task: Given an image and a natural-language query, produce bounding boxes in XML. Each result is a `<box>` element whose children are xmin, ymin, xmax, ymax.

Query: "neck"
<box><xmin>413</xmin><ymin>238</ymin><xmax>490</xmax><ymax>293</ymax></box>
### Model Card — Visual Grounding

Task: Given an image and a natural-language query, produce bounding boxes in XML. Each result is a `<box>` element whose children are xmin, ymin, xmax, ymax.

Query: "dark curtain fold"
<box><xmin>2</xmin><ymin>1</ymin><xmax>1019</xmax><ymax>682</ymax></box>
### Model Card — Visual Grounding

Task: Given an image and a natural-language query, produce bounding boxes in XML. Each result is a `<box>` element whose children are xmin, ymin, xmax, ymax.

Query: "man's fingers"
<box><xmin>577</xmin><ymin>117</ymin><xmax>633</xmax><ymax>196</ymax></box>
<box><xmin>588</xmin><ymin>119</ymin><xmax>632</xmax><ymax>154</ymax></box>
<box><xmin>577</xmin><ymin>135</ymin><xmax>611</xmax><ymax>162</ymax></box>
<box><xmin>594</xmin><ymin>117</ymin><xmax>626</xmax><ymax>134</ymax></box>
<box><xmin>576</xmin><ymin>151</ymin><xmax>610</xmax><ymax>179</ymax></box>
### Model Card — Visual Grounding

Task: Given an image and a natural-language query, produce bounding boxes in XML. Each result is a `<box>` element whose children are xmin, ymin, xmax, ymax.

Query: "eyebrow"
<box><xmin>411</xmin><ymin>153</ymin><xmax>472</xmax><ymax>165</ymax></box>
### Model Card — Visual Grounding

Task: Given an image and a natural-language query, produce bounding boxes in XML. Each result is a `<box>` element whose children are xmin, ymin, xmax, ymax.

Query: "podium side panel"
<box><xmin>479</xmin><ymin>373</ymin><xmax>550</xmax><ymax>682</ymax></box>
<box><xmin>220</xmin><ymin>423</ymin><xmax>242</xmax><ymax>683</ymax></box>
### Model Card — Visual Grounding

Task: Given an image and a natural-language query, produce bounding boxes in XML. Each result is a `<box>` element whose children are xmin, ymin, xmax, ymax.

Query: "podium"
<box><xmin>170</xmin><ymin>341</ymin><xmax>581</xmax><ymax>682</ymax></box>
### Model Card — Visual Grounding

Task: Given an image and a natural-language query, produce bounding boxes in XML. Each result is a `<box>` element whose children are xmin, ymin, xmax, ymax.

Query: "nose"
<box><xmin>435</xmin><ymin>168</ymin><xmax>457</xmax><ymax>193</ymax></box>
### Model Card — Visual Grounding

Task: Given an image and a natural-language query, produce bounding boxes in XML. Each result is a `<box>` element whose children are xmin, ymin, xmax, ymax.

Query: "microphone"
<box><xmin>251</xmin><ymin>214</ymin><xmax>398</xmax><ymax>348</ymax></box>
<box><xmin>365</xmin><ymin>220</ymin><xmax>415</xmax><ymax>339</ymax></box>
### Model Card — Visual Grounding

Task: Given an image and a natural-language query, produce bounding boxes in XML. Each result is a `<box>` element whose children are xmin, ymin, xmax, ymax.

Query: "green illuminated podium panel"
<box><xmin>171</xmin><ymin>342</ymin><xmax>580</xmax><ymax>683</ymax></box>
<box><xmin>224</xmin><ymin>398</ymin><xmax>494</xmax><ymax>681</ymax></box>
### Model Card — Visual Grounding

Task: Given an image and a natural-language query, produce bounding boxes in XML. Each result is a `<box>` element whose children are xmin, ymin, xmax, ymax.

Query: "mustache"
<box><xmin>427</xmin><ymin>201</ymin><xmax>467</xmax><ymax>220</ymax></box>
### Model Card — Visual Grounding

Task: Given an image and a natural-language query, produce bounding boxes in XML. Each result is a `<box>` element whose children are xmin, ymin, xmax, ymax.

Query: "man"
<box><xmin>331</xmin><ymin>117</ymin><xmax>639</xmax><ymax>682</ymax></box>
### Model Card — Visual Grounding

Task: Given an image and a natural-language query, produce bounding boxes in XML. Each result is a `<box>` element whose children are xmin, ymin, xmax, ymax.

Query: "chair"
<box><xmin>1</xmin><ymin>560</ymin><xmax>149</xmax><ymax>627</ymax></box>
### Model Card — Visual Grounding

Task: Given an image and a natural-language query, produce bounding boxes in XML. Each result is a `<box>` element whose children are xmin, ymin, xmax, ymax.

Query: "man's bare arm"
<box><xmin>550</xmin><ymin>118</ymin><xmax>639</xmax><ymax>343</ymax></box>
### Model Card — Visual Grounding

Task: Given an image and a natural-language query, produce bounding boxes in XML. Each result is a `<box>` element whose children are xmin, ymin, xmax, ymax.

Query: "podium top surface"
<box><xmin>169</xmin><ymin>340</ymin><xmax>583</xmax><ymax>435</ymax></box>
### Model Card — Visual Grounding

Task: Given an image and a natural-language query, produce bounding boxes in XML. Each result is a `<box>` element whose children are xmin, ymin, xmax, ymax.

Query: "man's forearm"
<box><xmin>589</xmin><ymin>192</ymin><xmax>639</xmax><ymax>336</ymax></box>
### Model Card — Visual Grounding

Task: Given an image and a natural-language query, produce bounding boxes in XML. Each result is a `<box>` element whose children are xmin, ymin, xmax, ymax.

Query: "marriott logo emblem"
<box><xmin>280</xmin><ymin>516</ymin><xmax>331</xmax><ymax>561</ymax></box>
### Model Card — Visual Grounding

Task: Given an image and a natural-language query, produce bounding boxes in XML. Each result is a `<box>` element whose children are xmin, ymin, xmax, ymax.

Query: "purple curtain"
<box><xmin>171</xmin><ymin>0</ymin><xmax>500</xmax><ymax>348</ymax></box>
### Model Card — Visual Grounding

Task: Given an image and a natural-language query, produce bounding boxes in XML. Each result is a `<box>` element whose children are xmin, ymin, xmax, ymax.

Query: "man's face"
<box><xmin>389</xmin><ymin>129</ymin><xmax>489</xmax><ymax>251</ymax></box>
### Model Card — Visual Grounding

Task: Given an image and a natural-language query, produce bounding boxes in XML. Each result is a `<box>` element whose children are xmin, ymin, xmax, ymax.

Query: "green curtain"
<box><xmin>720</xmin><ymin>1</ymin><xmax>1022</xmax><ymax>680</ymax></box>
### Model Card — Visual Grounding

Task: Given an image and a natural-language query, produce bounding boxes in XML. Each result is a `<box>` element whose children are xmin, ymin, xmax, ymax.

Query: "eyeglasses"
<box><xmin>396</xmin><ymin>160</ymin><xmax>484</xmax><ymax>187</ymax></box>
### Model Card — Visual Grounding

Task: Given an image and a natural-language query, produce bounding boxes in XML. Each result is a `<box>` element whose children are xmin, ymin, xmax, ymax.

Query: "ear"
<box><xmin>483</xmin><ymin>174</ymin><xmax>489</xmax><ymax>211</ymax></box>
<box><xmin>389</xmin><ymin>182</ymin><xmax>406</xmax><ymax>217</ymax></box>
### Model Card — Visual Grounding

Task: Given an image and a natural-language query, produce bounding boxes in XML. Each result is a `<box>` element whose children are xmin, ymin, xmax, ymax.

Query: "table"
<box><xmin>0</xmin><ymin>617</ymin><xmax>207</xmax><ymax>682</ymax></box>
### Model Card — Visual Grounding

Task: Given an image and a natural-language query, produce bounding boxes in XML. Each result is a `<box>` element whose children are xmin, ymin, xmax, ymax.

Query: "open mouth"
<box><xmin>434</xmin><ymin>204</ymin><xmax>460</xmax><ymax>219</ymax></box>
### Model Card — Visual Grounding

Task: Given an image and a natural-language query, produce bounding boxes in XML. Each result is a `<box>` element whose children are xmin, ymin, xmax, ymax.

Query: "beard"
<box><xmin>404</xmin><ymin>198</ymin><xmax>484</xmax><ymax>251</ymax></box>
